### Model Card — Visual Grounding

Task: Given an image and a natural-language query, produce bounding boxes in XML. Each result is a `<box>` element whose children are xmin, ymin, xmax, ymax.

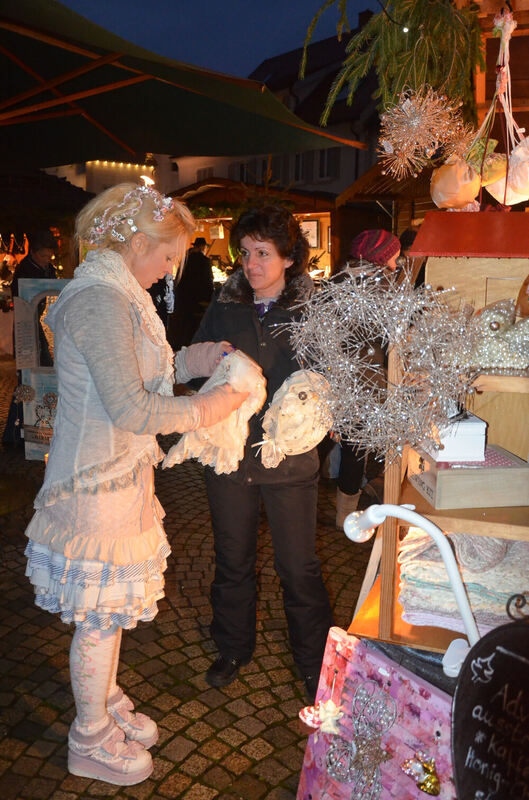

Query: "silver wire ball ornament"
<box><xmin>289</xmin><ymin>269</ymin><xmax>478</xmax><ymax>462</ymax></box>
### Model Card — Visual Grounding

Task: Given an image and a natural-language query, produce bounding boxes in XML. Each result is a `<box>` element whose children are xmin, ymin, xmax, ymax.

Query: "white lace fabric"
<box><xmin>163</xmin><ymin>350</ymin><xmax>267</xmax><ymax>475</ymax></box>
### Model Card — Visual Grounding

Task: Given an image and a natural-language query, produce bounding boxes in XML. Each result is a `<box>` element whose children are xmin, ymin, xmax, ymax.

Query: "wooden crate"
<box><xmin>407</xmin><ymin>444</ymin><xmax>529</xmax><ymax>509</ymax></box>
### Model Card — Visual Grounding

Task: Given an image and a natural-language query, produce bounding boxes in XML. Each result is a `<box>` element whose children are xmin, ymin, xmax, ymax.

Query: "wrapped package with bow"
<box><xmin>257</xmin><ymin>370</ymin><xmax>333</xmax><ymax>469</ymax></box>
<box><xmin>163</xmin><ymin>350</ymin><xmax>266</xmax><ymax>475</ymax></box>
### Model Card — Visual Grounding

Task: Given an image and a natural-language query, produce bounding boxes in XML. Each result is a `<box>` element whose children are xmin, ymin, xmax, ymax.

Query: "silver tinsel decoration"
<box><xmin>290</xmin><ymin>269</ymin><xmax>478</xmax><ymax>462</ymax></box>
<box><xmin>378</xmin><ymin>87</ymin><xmax>473</xmax><ymax>180</ymax></box>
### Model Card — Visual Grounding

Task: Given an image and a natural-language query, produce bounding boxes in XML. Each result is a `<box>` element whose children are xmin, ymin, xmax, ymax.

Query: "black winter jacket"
<box><xmin>193</xmin><ymin>269</ymin><xmax>319</xmax><ymax>485</ymax></box>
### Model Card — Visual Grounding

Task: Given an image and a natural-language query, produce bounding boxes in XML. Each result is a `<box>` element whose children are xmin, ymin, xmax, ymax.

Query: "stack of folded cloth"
<box><xmin>398</xmin><ymin>527</ymin><xmax>528</xmax><ymax>636</ymax></box>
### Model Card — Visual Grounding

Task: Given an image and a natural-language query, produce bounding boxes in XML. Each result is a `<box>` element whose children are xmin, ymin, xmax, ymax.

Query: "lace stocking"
<box><xmin>70</xmin><ymin>625</ymin><xmax>120</xmax><ymax>734</ymax></box>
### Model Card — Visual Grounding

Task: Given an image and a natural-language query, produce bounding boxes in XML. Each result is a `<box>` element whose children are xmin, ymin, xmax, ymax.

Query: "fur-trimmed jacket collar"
<box><xmin>218</xmin><ymin>268</ymin><xmax>313</xmax><ymax>309</ymax></box>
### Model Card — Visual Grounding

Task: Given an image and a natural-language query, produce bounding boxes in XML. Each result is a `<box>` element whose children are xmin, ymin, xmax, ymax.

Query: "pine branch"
<box><xmin>304</xmin><ymin>0</ymin><xmax>486</xmax><ymax>125</ymax></box>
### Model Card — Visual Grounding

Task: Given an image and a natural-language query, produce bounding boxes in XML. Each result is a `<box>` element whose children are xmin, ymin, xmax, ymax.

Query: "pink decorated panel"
<box><xmin>297</xmin><ymin>627</ymin><xmax>455</xmax><ymax>799</ymax></box>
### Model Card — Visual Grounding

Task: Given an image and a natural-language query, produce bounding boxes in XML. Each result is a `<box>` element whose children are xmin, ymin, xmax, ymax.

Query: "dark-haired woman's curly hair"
<box><xmin>230</xmin><ymin>205</ymin><xmax>309</xmax><ymax>282</ymax></box>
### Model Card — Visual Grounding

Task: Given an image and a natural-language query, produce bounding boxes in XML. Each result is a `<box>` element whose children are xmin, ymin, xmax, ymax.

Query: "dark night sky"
<box><xmin>60</xmin><ymin>0</ymin><xmax>377</xmax><ymax>78</ymax></box>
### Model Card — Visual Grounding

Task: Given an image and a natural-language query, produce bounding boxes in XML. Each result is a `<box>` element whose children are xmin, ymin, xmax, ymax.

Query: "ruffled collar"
<box><xmin>46</xmin><ymin>248</ymin><xmax>174</xmax><ymax>394</ymax></box>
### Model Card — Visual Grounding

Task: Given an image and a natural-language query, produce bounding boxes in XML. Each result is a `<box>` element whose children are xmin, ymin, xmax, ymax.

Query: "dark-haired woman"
<box><xmin>191</xmin><ymin>206</ymin><xmax>333</xmax><ymax>702</ymax></box>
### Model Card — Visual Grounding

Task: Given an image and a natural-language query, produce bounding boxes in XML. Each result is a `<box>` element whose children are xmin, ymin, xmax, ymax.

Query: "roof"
<box><xmin>172</xmin><ymin>178</ymin><xmax>335</xmax><ymax>215</ymax></box>
<box><xmin>337</xmin><ymin>162</ymin><xmax>434</xmax><ymax>206</ymax></box>
<box><xmin>410</xmin><ymin>211</ymin><xmax>529</xmax><ymax>258</ymax></box>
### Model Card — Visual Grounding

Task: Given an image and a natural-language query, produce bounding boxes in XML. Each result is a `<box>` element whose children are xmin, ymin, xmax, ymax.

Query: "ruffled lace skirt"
<box><xmin>25</xmin><ymin>466</ymin><xmax>171</xmax><ymax>630</ymax></box>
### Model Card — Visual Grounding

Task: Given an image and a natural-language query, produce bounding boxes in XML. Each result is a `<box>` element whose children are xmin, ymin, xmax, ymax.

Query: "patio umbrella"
<box><xmin>0</xmin><ymin>0</ymin><xmax>366</xmax><ymax>169</ymax></box>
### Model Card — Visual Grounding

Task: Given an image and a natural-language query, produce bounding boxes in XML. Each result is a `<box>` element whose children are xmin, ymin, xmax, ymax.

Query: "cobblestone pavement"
<box><xmin>0</xmin><ymin>355</ymin><xmax>374</xmax><ymax>800</ymax></box>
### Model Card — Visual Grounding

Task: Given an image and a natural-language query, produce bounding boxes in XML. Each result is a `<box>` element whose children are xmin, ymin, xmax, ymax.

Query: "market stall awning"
<box><xmin>0</xmin><ymin>0</ymin><xmax>367</xmax><ymax>169</ymax></box>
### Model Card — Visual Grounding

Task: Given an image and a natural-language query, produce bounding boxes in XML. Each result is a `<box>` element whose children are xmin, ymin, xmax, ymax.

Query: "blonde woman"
<box><xmin>24</xmin><ymin>184</ymin><xmax>247</xmax><ymax>786</ymax></box>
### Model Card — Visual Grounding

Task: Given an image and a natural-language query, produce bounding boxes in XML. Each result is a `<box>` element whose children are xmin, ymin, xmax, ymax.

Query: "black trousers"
<box><xmin>204</xmin><ymin>469</ymin><xmax>334</xmax><ymax>675</ymax></box>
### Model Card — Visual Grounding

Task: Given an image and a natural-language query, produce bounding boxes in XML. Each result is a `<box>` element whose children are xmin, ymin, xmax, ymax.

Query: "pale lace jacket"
<box><xmin>33</xmin><ymin>249</ymin><xmax>194</xmax><ymax>512</ymax></box>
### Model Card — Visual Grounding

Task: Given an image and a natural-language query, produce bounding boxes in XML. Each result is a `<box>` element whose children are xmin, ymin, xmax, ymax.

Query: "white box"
<box><xmin>421</xmin><ymin>412</ymin><xmax>487</xmax><ymax>462</ymax></box>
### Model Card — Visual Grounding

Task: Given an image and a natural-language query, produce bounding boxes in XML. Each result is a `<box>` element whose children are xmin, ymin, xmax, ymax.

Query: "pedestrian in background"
<box><xmin>168</xmin><ymin>235</ymin><xmax>214</xmax><ymax>351</ymax></box>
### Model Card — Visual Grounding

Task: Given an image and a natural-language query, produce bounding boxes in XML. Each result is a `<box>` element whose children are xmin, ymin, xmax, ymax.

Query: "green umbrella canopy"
<box><xmin>0</xmin><ymin>0</ymin><xmax>366</xmax><ymax>168</ymax></box>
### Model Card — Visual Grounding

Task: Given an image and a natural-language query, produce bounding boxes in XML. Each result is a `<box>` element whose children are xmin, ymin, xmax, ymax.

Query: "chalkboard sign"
<box><xmin>452</xmin><ymin>620</ymin><xmax>529</xmax><ymax>800</ymax></box>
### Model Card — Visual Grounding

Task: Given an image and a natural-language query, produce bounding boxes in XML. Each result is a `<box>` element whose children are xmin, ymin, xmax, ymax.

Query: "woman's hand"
<box><xmin>192</xmin><ymin>383</ymin><xmax>249</xmax><ymax>428</ymax></box>
<box><xmin>179</xmin><ymin>341</ymin><xmax>235</xmax><ymax>379</ymax></box>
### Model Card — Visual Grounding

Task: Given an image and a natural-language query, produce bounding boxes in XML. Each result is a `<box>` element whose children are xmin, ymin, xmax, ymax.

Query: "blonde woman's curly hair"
<box><xmin>76</xmin><ymin>183</ymin><xmax>195</xmax><ymax>274</ymax></box>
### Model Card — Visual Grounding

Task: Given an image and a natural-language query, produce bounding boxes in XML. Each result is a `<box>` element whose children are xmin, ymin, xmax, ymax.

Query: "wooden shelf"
<box><xmin>400</xmin><ymin>480</ymin><xmax>529</xmax><ymax>540</ymax></box>
<box><xmin>349</xmin><ymin>576</ymin><xmax>459</xmax><ymax>653</ymax></box>
<box><xmin>472</xmin><ymin>374</ymin><xmax>529</xmax><ymax>393</ymax></box>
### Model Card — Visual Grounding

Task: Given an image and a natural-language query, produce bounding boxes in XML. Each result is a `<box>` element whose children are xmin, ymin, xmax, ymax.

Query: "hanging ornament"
<box><xmin>289</xmin><ymin>271</ymin><xmax>478</xmax><ymax>462</ymax></box>
<box><xmin>378</xmin><ymin>87</ymin><xmax>472</xmax><ymax>180</ymax></box>
<box><xmin>401</xmin><ymin>751</ymin><xmax>441</xmax><ymax>795</ymax></box>
<box><xmin>299</xmin><ymin>669</ymin><xmax>344</xmax><ymax>736</ymax></box>
<box><xmin>430</xmin><ymin>156</ymin><xmax>481</xmax><ymax>209</ymax></box>
<box><xmin>463</xmin><ymin>10</ymin><xmax>528</xmax><ymax>206</ymax></box>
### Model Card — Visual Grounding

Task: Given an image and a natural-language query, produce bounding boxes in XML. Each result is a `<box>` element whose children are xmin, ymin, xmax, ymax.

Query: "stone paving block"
<box><xmin>218</xmin><ymin>680</ymin><xmax>248</xmax><ymax>699</ymax></box>
<box><xmin>253</xmin><ymin>757</ymin><xmax>291</xmax><ymax>785</ymax></box>
<box><xmin>151</xmin><ymin>757</ymin><xmax>175</xmax><ymax>780</ymax></box>
<box><xmin>225</xmin><ymin>698</ymin><xmax>256</xmax><ymax>719</ymax></box>
<box><xmin>0</xmin><ymin>772</ymin><xmax>29</xmax><ymax>800</ymax></box>
<box><xmin>247</xmin><ymin>690</ymin><xmax>275</xmax><ymax>709</ymax></box>
<box><xmin>197</xmin><ymin>739</ymin><xmax>231</xmax><ymax>761</ymax></box>
<box><xmin>203</xmin><ymin>708</ymin><xmax>236</xmax><ymax>730</ymax></box>
<box><xmin>159</xmin><ymin>714</ymin><xmax>188</xmax><ymax>737</ymax></box>
<box><xmin>240</xmin><ymin>737</ymin><xmax>274</xmax><ymax>761</ymax></box>
<box><xmin>186</xmin><ymin>721</ymin><xmax>214</xmax><ymax>742</ymax></box>
<box><xmin>275</xmin><ymin>745</ymin><xmax>304</xmax><ymax>771</ymax></box>
<box><xmin>217</xmin><ymin>726</ymin><xmax>247</xmax><ymax>747</ymax></box>
<box><xmin>60</xmin><ymin>774</ymin><xmax>93</xmax><ymax>792</ymax></box>
<box><xmin>42</xmin><ymin>720</ymin><xmax>69</xmax><ymax>742</ymax></box>
<box><xmin>177</xmin><ymin>700</ymin><xmax>209</xmax><ymax>720</ymax></box>
<box><xmin>180</xmin><ymin>752</ymin><xmax>212</xmax><ymax>777</ymax></box>
<box><xmin>261</xmin><ymin>726</ymin><xmax>297</xmax><ymax>749</ymax></box>
<box><xmin>256</xmin><ymin>708</ymin><xmax>285</xmax><ymax>726</ymax></box>
<box><xmin>202</xmin><ymin>764</ymin><xmax>233</xmax><ymax>790</ymax></box>
<box><xmin>220</xmin><ymin>751</ymin><xmax>252</xmax><ymax>776</ymax></box>
<box><xmin>160</xmin><ymin>735</ymin><xmax>197</xmax><ymax>762</ymax></box>
<box><xmin>116</xmin><ymin>778</ymin><xmax>157</xmax><ymax>799</ymax></box>
<box><xmin>234</xmin><ymin>716</ymin><xmax>266</xmax><ymax>737</ymax></box>
<box><xmin>184</xmin><ymin>785</ymin><xmax>220</xmax><ymax>800</ymax></box>
<box><xmin>128</xmin><ymin>682</ymin><xmax>159</xmax><ymax>702</ymax></box>
<box><xmin>86</xmin><ymin>778</ymin><xmax>122</xmax><ymax>795</ymax></box>
<box><xmin>158</xmin><ymin>770</ymin><xmax>193</xmax><ymax>797</ymax></box>
<box><xmin>150</xmin><ymin>691</ymin><xmax>182</xmax><ymax>712</ymax></box>
<box><xmin>188</xmin><ymin>656</ymin><xmax>211</xmax><ymax>672</ymax></box>
<box><xmin>39</xmin><ymin>757</ymin><xmax>67</xmax><ymax>779</ymax></box>
<box><xmin>245</xmin><ymin>673</ymin><xmax>272</xmax><ymax>690</ymax></box>
<box><xmin>0</xmin><ymin>737</ymin><xmax>27</xmax><ymax>759</ymax></box>
<box><xmin>264</xmin><ymin>787</ymin><xmax>296</xmax><ymax>799</ymax></box>
<box><xmin>225</xmin><ymin>773</ymin><xmax>267</xmax><ymax>799</ymax></box>
<box><xmin>11</xmin><ymin>753</ymin><xmax>42</xmax><ymax>776</ymax></box>
<box><xmin>160</xmin><ymin>650</ymin><xmax>188</xmax><ymax>666</ymax></box>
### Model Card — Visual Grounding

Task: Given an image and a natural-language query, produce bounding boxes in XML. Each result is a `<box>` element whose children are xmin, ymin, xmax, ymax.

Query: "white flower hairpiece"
<box><xmin>87</xmin><ymin>185</ymin><xmax>175</xmax><ymax>244</ymax></box>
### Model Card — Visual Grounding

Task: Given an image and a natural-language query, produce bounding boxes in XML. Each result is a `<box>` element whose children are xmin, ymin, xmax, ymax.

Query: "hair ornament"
<box><xmin>86</xmin><ymin>185</ymin><xmax>175</xmax><ymax>244</ymax></box>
